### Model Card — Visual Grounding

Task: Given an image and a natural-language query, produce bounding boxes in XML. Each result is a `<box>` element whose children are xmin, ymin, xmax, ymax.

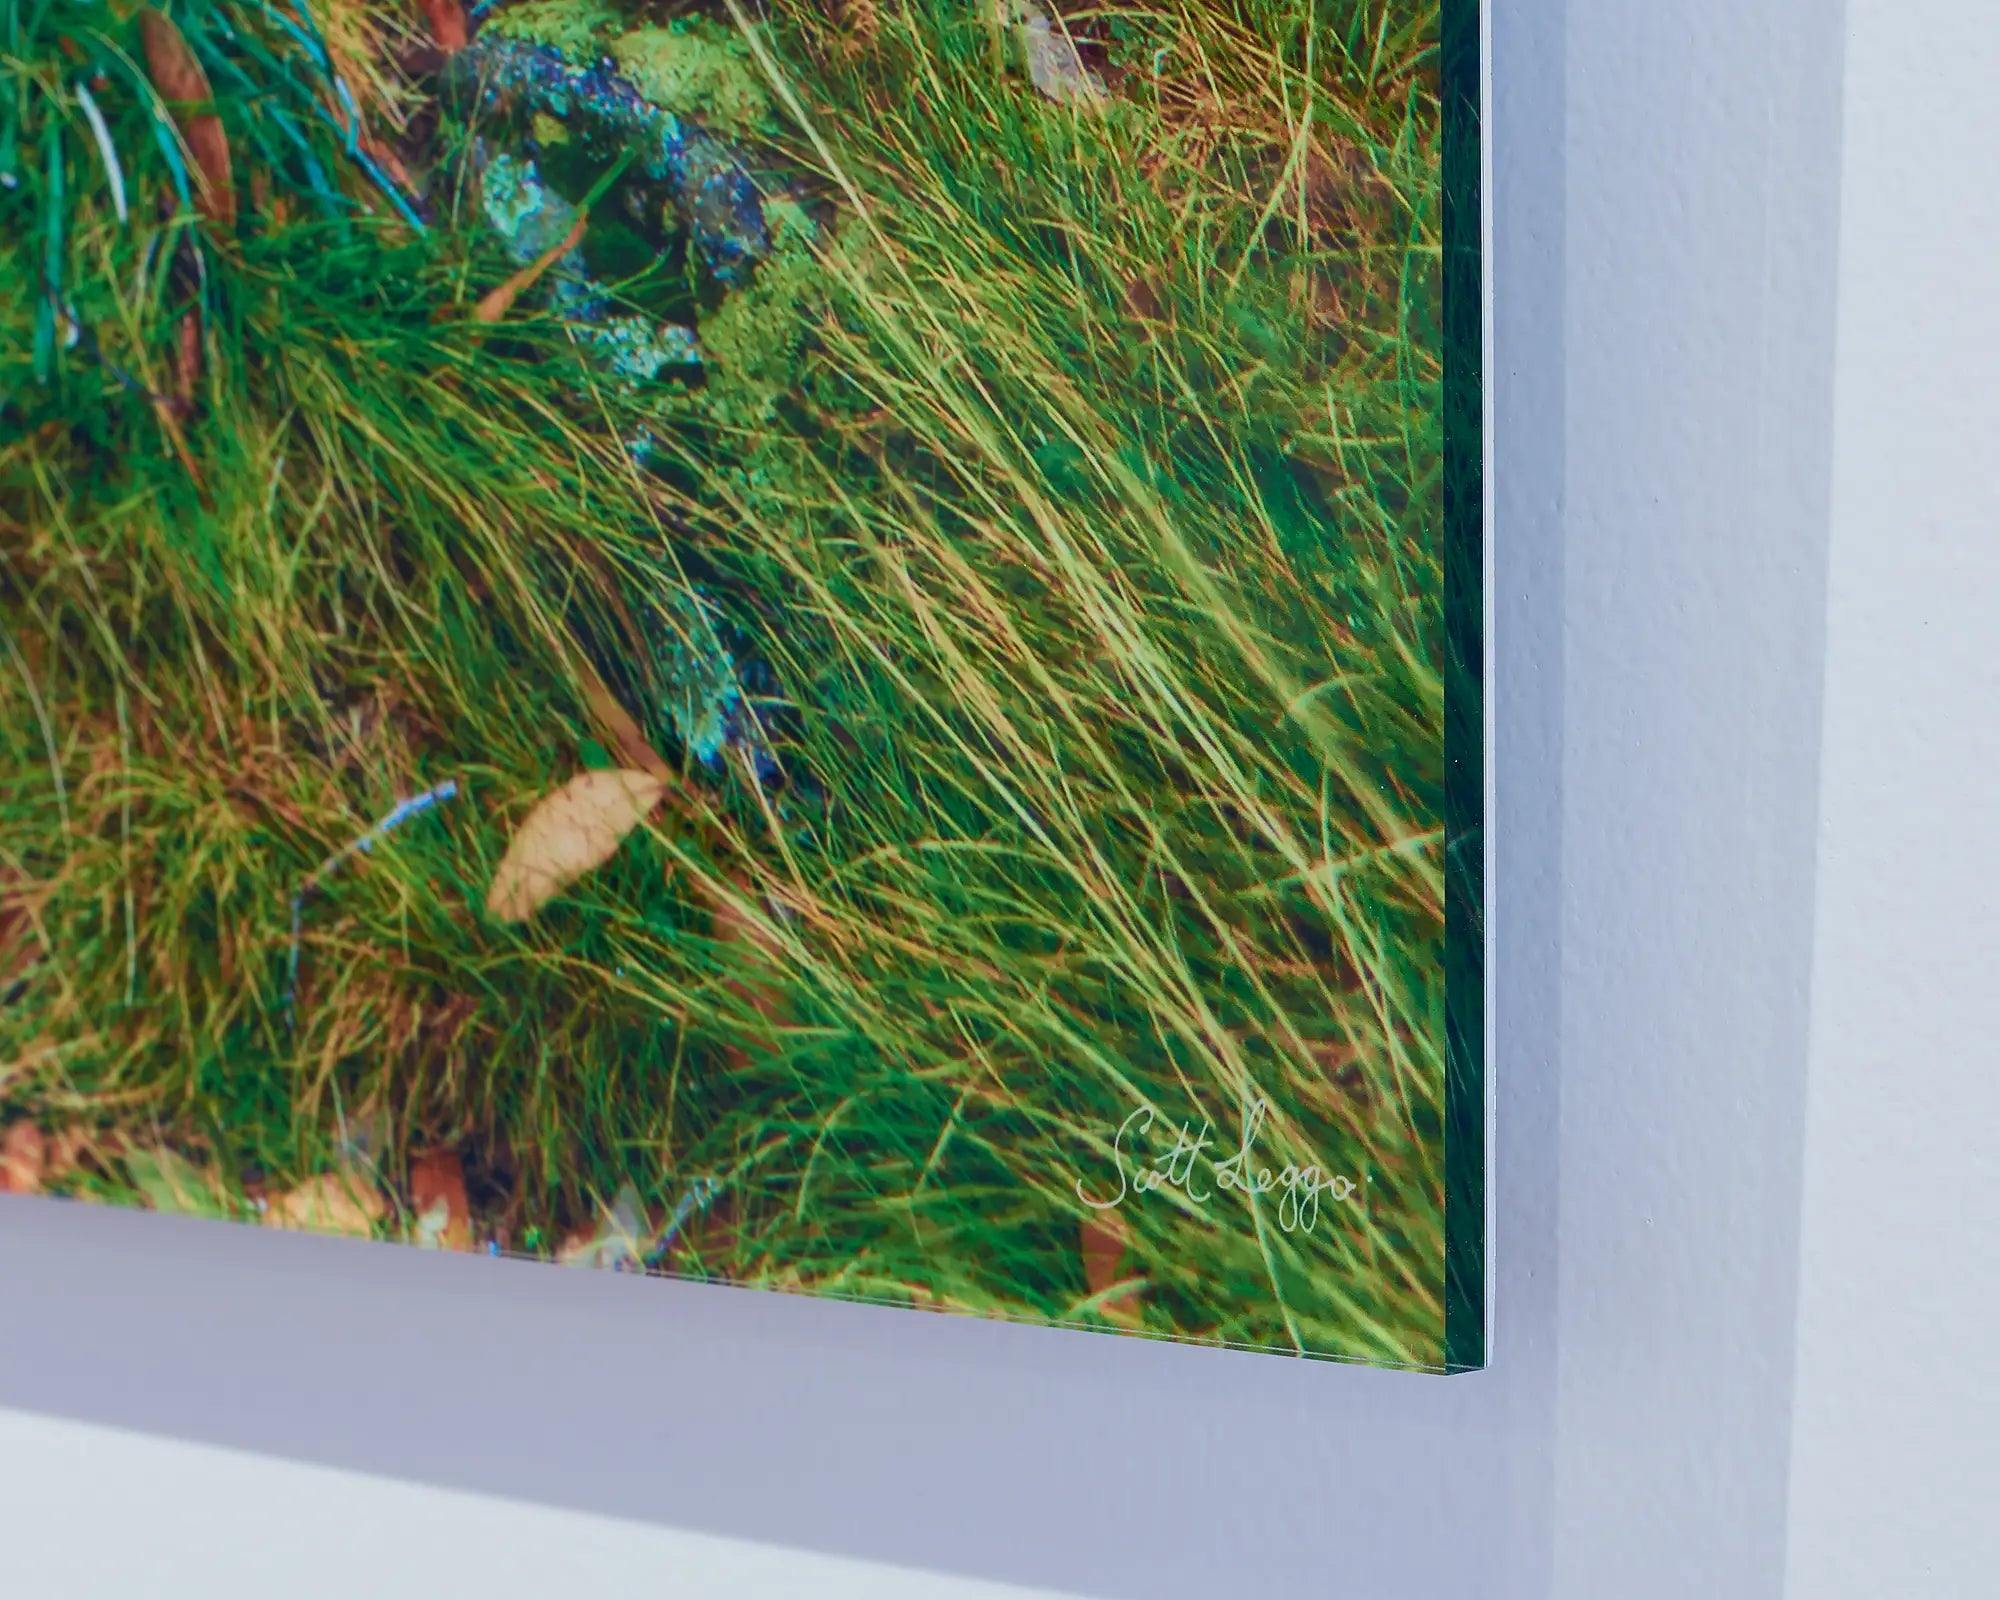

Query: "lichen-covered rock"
<box><xmin>449</xmin><ymin>34</ymin><xmax>772</xmax><ymax>286</ymax></box>
<box><xmin>481</xmin><ymin>0</ymin><xmax>620</xmax><ymax>60</ymax></box>
<box><xmin>1009</xmin><ymin>0</ymin><xmax>1105</xmax><ymax>105</ymax></box>
<box><xmin>448</xmin><ymin>10</ymin><xmax>811</xmax><ymax>783</ymax></box>
<box><xmin>611</xmin><ymin>20</ymin><xmax>776</xmax><ymax>141</ymax></box>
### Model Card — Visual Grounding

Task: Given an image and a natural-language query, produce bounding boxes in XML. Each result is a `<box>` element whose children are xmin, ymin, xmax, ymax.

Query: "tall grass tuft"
<box><xmin>2</xmin><ymin>0</ymin><xmax>1455</xmax><ymax>1365</ymax></box>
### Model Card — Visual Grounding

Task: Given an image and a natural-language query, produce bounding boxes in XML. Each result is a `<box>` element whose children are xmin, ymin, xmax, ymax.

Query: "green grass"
<box><xmin>1</xmin><ymin>0</ymin><xmax>1458</xmax><ymax>1366</ymax></box>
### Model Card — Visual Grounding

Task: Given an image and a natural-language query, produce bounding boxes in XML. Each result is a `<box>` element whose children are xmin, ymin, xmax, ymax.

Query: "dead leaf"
<box><xmin>265</xmin><ymin>1169</ymin><xmax>386</xmax><ymax>1239</ymax></box>
<box><xmin>1</xmin><ymin>865</ymin><xmax>44</xmax><ymax>990</ymax></box>
<box><xmin>415</xmin><ymin>0</ymin><xmax>469</xmax><ymax>52</ymax></box>
<box><xmin>1080</xmin><ymin>1214</ymin><xmax>1142</xmax><ymax>1325</ymax></box>
<box><xmin>173</xmin><ymin>307</ymin><xmax>202</xmax><ymax>399</ymax></box>
<box><xmin>141</xmin><ymin>9</ymin><xmax>236</xmax><ymax>227</ymax></box>
<box><xmin>472</xmin><ymin>211</ymin><xmax>589</xmax><ymax>324</ymax></box>
<box><xmin>0</xmin><ymin>1120</ymin><xmax>46</xmax><ymax>1196</ymax></box>
<box><xmin>125</xmin><ymin>1145</ymin><xmax>231</xmax><ymax>1217</ymax></box>
<box><xmin>486</xmin><ymin>768</ymin><xmax>666</xmax><ymax>923</ymax></box>
<box><xmin>546</xmin><ymin>631</ymin><xmax>782</xmax><ymax>1061</ymax></box>
<box><xmin>407</xmin><ymin>1147</ymin><xmax>473</xmax><ymax>1250</ymax></box>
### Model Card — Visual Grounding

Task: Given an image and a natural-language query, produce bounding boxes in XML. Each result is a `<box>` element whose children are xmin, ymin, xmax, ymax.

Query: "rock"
<box><xmin>1011</xmin><ymin>2</ymin><xmax>1104</xmax><ymax>106</ymax></box>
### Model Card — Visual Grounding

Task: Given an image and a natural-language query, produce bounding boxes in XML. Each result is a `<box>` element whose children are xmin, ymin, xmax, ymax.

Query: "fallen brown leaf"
<box><xmin>0</xmin><ymin>1120</ymin><xmax>46</xmax><ymax>1196</ymax></box>
<box><xmin>1080</xmin><ymin>1215</ymin><xmax>1142</xmax><ymax>1325</ymax></box>
<box><xmin>549</xmin><ymin>633</ymin><xmax>784</xmax><ymax>1058</ymax></box>
<box><xmin>472</xmin><ymin>212</ymin><xmax>589</xmax><ymax>324</ymax></box>
<box><xmin>140</xmin><ymin>8</ymin><xmax>236</xmax><ymax>228</ymax></box>
<box><xmin>485</xmin><ymin>768</ymin><xmax>666</xmax><ymax>923</ymax></box>
<box><xmin>415</xmin><ymin>0</ymin><xmax>469</xmax><ymax>52</ymax></box>
<box><xmin>173</xmin><ymin>307</ymin><xmax>202</xmax><ymax>399</ymax></box>
<box><xmin>0</xmin><ymin>866</ymin><xmax>43</xmax><ymax>991</ymax></box>
<box><xmin>265</xmin><ymin>1169</ymin><xmax>387</xmax><ymax>1239</ymax></box>
<box><xmin>407</xmin><ymin>1147</ymin><xmax>473</xmax><ymax>1250</ymax></box>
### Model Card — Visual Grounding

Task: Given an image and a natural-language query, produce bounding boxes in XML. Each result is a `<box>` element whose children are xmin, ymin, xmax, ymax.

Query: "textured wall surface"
<box><xmin>1783</xmin><ymin>3</ymin><xmax>2000</xmax><ymax>1595</ymax></box>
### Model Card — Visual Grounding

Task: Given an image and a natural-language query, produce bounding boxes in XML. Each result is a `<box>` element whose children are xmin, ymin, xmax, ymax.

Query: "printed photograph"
<box><xmin>1</xmin><ymin>0</ymin><xmax>1482</xmax><ymax>1368</ymax></box>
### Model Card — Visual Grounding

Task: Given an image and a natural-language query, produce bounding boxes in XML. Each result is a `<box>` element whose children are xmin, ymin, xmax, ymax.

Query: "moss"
<box><xmin>484</xmin><ymin>0</ymin><xmax>620</xmax><ymax>59</ymax></box>
<box><xmin>690</xmin><ymin>202</ymin><xmax>826</xmax><ymax>429</ymax></box>
<box><xmin>610</xmin><ymin>20</ymin><xmax>774</xmax><ymax>139</ymax></box>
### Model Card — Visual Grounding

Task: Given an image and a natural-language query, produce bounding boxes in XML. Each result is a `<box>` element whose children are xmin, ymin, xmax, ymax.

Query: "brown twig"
<box><xmin>472</xmin><ymin>214</ymin><xmax>590</xmax><ymax>324</ymax></box>
<box><xmin>140</xmin><ymin>9</ymin><xmax>235</xmax><ymax>229</ymax></box>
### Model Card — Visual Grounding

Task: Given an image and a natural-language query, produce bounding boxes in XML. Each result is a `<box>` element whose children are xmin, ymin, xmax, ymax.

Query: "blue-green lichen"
<box><xmin>476</xmin><ymin>144</ymin><xmax>700</xmax><ymax>378</ymax></box>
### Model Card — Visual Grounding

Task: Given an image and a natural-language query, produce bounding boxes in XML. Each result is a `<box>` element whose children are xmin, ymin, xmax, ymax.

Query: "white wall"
<box><xmin>0</xmin><ymin>1410</ymin><xmax>1071</xmax><ymax>1600</ymax></box>
<box><xmin>2</xmin><ymin>2</ymin><xmax>1993</xmax><ymax>1595</ymax></box>
<box><xmin>1783</xmin><ymin>2</ymin><xmax>2000</xmax><ymax>1594</ymax></box>
<box><xmin>1549</xmin><ymin>0</ymin><xmax>1843</xmax><ymax>1588</ymax></box>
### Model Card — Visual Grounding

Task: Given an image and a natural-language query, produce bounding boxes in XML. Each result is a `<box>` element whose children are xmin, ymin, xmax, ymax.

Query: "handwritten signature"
<box><xmin>1075</xmin><ymin>1098</ymin><xmax>1360</xmax><ymax>1235</ymax></box>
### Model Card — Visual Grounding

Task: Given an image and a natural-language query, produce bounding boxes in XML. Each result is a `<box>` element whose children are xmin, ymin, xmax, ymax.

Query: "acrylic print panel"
<box><xmin>0</xmin><ymin>0</ymin><xmax>1484</xmax><ymax>1370</ymax></box>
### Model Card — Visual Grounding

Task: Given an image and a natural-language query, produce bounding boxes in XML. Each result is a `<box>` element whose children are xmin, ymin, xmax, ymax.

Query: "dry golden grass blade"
<box><xmin>485</xmin><ymin>769</ymin><xmax>666</xmax><ymax>923</ymax></box>
<box><xmin>140</xmin><ymin>8</ymin><xmax>236</xmax><ymax>228</ymax></box>
<box><xmin>265</xmin><ymin>1169</ymin><xmax>387</xmax><ymax>1238</ymax></box>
